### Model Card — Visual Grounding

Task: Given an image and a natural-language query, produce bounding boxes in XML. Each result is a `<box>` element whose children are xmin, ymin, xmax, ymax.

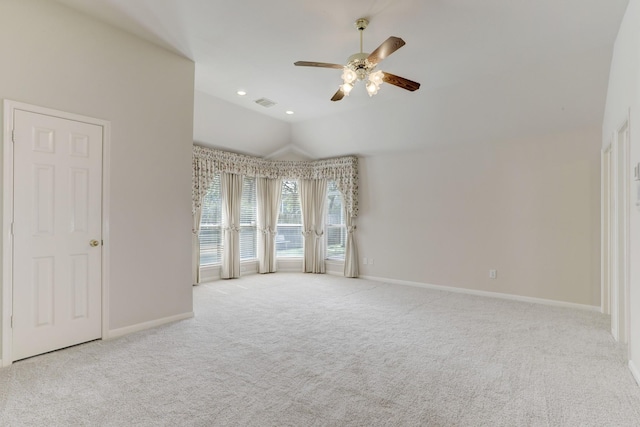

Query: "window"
<box><xmin>199</xmin><ymin>174</ymin><xmax>222</xmax><ymax>266</ymax></box>
<box><xmin>326</xmin><ymin>180</ymin><xmax>346</xmax><ymax>260</ymax></box>
<box><xmin>199</xmin><ymin>174</ymin><xmax>257</xmax><ymax>265</ymax></box>
<box><xmin>239</xmin><ymin>177</ymin><xmax>257</xmax><ymax>260</ymax></box>
<box><xmin>276</xmin><ymin>180</ymin><xmax>303</xmax><ymax>257</ymax></box>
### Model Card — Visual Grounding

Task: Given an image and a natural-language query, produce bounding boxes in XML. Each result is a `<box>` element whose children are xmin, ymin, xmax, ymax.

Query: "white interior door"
<box><xmin>12</xmin><ymin>109</ymin><xmax>103</xmax><ymax>361</ymax></box>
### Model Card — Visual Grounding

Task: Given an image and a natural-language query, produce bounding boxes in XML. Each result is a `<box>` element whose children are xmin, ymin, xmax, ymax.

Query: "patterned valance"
<box><xmin>193</xmin><ymin>145</ymin><xmax>359</xmax><ymax>217</ymax></box>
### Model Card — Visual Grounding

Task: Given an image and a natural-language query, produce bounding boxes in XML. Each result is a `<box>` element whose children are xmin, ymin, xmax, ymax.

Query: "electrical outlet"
<box><xmin>363</xmin><ymin>257</ymin><xmax>368</xmax><ymax>265</ymax></box>
<box><xmin>489</xmin><ymin>269</ymin><xmax>497</xmax><ymax>279</ymax></box>
<box><xmin>369</xmin><ymin>258</ymin><xmax>374</xmax><ymax>265</ymax></box>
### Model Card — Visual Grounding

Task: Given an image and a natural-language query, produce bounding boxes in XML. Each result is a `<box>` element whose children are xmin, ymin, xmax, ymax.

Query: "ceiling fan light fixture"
<box><xmin>369</xmin><ymin>70</ymin><xmax>384</xmax><ymax>86</ymax></box>
<box><xmin>356</xmin><ymin>68</ymin><xmax>369</xmax><ymax>81</ymax></box>
<box><xmin>366</xmin><ymin>81</ymin><xmax>379</xmax><ymax>97</ymax></box>
<box><xmin>341</xmin><ymin>67</ymin><xmax>357</xmax><ymax>84</ymax></box>
<box><xmin>341</xmin><ymin>82</ymin><xmax>354</xmax><ymax>96</ymax></box>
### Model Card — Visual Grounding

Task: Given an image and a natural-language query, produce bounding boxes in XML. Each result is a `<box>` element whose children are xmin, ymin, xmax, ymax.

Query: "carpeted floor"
<box><xmin>1</xmin><ymin>273</ymin><xmax>639</xmax><ymax>426</ymax></box>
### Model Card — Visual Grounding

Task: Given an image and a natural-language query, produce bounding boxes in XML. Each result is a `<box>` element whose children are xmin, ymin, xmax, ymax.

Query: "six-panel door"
<box><xmin>12</xmin><ymin>109</ymin><xmax>103</xmax><ymax>361</ymax></box>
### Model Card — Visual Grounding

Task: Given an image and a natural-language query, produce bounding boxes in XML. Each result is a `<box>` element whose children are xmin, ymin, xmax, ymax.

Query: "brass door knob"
<box><xmin>90</xmin><ymin>240</ymin><xmax>100</xmax><ymax>247</ymax></box>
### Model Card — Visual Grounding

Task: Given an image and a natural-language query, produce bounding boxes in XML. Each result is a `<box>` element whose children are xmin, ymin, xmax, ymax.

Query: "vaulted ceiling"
<box><xmin>54</xmin><ymin>0</ymin><xmax>629</xmax><ymax>158</ymax></box>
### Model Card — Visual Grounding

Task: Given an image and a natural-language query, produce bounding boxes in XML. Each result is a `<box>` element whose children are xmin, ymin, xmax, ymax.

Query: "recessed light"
<box><xmin>237</xmin><ymin>90</ymin><xmax>247</xmax><ymax>96</ymax></box>
<box><xmin>285</xmin><ymin>110</ymin><xmax>294</xmax><ymax>115</ymax></box>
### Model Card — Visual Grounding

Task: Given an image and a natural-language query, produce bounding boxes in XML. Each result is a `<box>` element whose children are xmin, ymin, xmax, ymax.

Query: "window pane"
<box><xmin>277</xmin><ymin>180</ymin><xmax>303</xmax><ymax>257</ymax></box>
<box><xmin>276</xmin><ymin>225</ymin><xmax>303</xmax><ymax>257</ymax></box>
<box><xmin>200</xmin><ymin>226</ymin><xmax>222</xmax><ymax>265</ymax></box>
<box><xmin>240</xmin><ymin>177</ymin><xmax>257</xmax><ymax>260</ymax></box>
<box><xmin>327</xmin><ymin>181</ymin><xmax>344</xmax><ymax>225</ymax></box>
<box><xmin>239</xmin><ymin>226</ymin><xmax>257</xmax><ymax>260</ymax></box>
<box><xmin>326</xmin><ymin>226</ymin><xmax>346</xmax><ymax>259</ymax></box>
<box><xmin>279</xmin><ymin>180</ymin><xmax>301</xmax><ymax>224</ymax></box>
<box><xmin>199</xmin><ymin>174</ymin><xmax>222</xmax><ymax>266</ymax></box>
<box><xmin>326</xmin><ymin>180</ymin><xmax>346</xmax><ymax>260</ymax></box>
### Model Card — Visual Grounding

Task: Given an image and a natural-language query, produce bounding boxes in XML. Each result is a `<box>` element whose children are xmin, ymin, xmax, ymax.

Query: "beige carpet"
<box><xmin>1</xmin><ymin>273</ymin><xmax>639</xmax><ymax>426</ymax></box>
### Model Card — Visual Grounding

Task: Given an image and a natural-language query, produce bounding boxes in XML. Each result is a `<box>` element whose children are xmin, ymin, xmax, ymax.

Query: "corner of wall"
<box><xmin>629</xmin><ymin>360</ymin><xmax>640</xmax><ymax>386</ymax></box>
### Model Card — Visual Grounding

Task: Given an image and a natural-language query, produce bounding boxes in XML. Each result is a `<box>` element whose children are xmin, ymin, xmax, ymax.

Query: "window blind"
<box><xmin>326</xmin><ymin>180</ymin><xmax>346</xmax><ymax>260</ymax></box>
<box><xmin>199</xmin><ymin>174</ymin><xmax>222</xmax><ymax>266</ymax></box>
<box><xmin>239</xmin><ymin>177</ymin><xmax>257</xmax><ymax>260</ymax></box>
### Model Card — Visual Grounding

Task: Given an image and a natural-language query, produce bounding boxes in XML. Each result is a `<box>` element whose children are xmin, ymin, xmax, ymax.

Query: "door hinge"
<box><xmin>10</xmin><ymin>315</ymin><xmax>13</xmax><ymax>328</ymax></box>
<box><xmin>10</xmin><ymin>222</ymin><xmax>14</xmax><ymax>236</ymax></box>
<box><xmin>11</xmin><ymin>129</ymin><xmax>15</xmax><ymax>143</ymax></box>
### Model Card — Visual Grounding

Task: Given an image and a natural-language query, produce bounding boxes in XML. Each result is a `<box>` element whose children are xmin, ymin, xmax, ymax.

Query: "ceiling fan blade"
<box><xmin>382</xmin><ymin>72</ymin><xmax>420</xmax><ymax>92</ymax></box>
<box><xmin>294</xmin><ymin>61</ymin><xmax>344</xmax><ymax>69</ymax></box>
<box><xmin>367</xmin><ymin>37</ymin><xmax>405</xmax><ymax>65</ymax></box>
<box><xmin>331</xmin><ymin>88</ymin><xmax>345</xmax><ymax>102</ymax></box>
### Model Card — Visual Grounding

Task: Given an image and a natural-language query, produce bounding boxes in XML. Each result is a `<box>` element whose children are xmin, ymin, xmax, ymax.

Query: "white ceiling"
<box><xmin>54</xmin><ymin>0</ymin><xmax>629</xmax><ymax>157</ymax></box>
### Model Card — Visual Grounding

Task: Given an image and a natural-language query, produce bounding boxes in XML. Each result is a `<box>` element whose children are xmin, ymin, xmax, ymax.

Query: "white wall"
<box><xmin>602</xmin><ymin>0</ymin><xmax>640</xmax><ymax>382</ymax></box>
<box><xmin>357</xmin><ymin>127</ymin><xmax>602</xmax><ymax>306</ymax></box>
<box><xmin>0</xmin><ymin>0</ymin><xmax>195</xmax><ymax>344</ymax></box>
<box><xmin>291</xmin><ymin>45</ymin><xmax>615</xmax><ymax>159</ymax></box>
<box><xmin>194</xmin><ymin>90</ymin><xmax>290</xmax><ymax>157</ymax></box>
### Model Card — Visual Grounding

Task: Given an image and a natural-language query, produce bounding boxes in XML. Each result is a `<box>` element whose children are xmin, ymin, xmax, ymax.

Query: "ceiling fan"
<box><xmin>294</xmin><ymin>18</ymin><xmax>420</xmax><ymax>101</ymax></box>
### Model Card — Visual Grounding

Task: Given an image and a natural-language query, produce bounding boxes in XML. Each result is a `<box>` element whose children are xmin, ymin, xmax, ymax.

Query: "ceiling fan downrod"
<box><xmin>355</xmin><ymin>18</ymin><xmax>369</xmax><ymax>53</ymax></box>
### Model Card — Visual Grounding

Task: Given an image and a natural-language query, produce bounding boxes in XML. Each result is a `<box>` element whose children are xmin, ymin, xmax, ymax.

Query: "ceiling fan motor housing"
<box><xmin>346</xmin><ymin>52</ymin><xmax>374</xmax><ymax>80</ymax></box>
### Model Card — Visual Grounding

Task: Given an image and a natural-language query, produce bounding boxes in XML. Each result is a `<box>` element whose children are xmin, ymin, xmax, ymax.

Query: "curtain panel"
<box><xmin>221</xmin><ymin>173</ymin><xmax>243</xmax><ymax>279</ymax></box>
<box><xmin>256</xmin><ymin>177</ymin><xmax>282</xmax><ymax>273</ymax></box>
<box><xmin>192</xmin><ymin>208</ymin><xmax>203</xmax><ymax>284</ymax></box>
<box><xmin>300</xmin><ymin>179</ymin><xmax>327</xmax><ymax>274</ymax></box>
<box><xmin>344</xmin><ymin>211</ymin><xmax>359</xmax><ymax>278</ymax></box>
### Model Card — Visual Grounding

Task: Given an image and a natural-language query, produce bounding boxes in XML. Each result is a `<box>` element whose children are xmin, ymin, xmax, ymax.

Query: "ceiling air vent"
<box><xmin>254</xmin><ymin>98</ymin><xmax>277</xmax><ymax>108</ymax></box>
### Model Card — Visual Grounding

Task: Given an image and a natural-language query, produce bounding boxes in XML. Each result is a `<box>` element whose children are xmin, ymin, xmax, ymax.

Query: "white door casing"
<box><xmin>601</xmin><ymin>145</ymin><xmax>611</xmax><ymax>316</ymax></box>
<box><xmin>616</xmin><ymin>120</ymin><xmax>630</xmax><ymax>345</ymax></box>
<box><xmin>604</xmin><ymin>117</ymin><xmax>631</xmax><ymax>346</ymax></box>
<box><xmin>610</xmin><ymin>140</ymin><xmax>620</xmax><ymax>340</ymax></box>
<box><xmin>2</xmin><ymin>101</ymin><xmax>111</xmax><ymax>365</ymax></box>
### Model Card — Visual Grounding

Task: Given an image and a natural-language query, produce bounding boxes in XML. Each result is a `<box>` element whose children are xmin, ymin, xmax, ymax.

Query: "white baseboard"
<box><xmin>360</xmin><ymin>275</ymin><xmax>600</xmax><ymax>312</ymax></box>
<box><xmin>107</xmin><ymin>312</ymin><xmax>194</xmax><ymax>339</ymax></box>
<box><xmin>277</xmin><ymin>259</ymin><xmax>345</xmax><ymax>275</ymax></box>
<box><xmin>199</xmin><ymin>265</ymin><xmax>220</xmax><ymax>283</ymax></box>
<box><xmin>199</xmin><ymin>260</ymin><xmax>259</xmax><ymax>283</ymax></box>
<box><xmin>325</xmin><ymin>260</ymin><xmax>344</xmax><ymax>276</ymax></box>
<box><xmin>240</xmin><ymin>261</ymin><xmax>258</xmax><ymax>275</ymax></box>
<box><xmin>200</xmin><ymin>259</ymin><xmax>345</xmax><ymax>279</ymax></box>
<box><xmin>629</xmin><ymin>360</ymin><xmax>640</xmax><ymax>386</ymax></box>
<box><xmin>277</xmin><ymin>258</ymin><xmax>302</xmax><ymax>272</ymax></box>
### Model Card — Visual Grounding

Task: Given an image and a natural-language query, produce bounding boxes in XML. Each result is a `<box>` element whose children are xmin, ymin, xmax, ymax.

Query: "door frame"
<box><xmin>602</xmin><ymin>113</ymin><xmax>631</xmax><ymax>346</ymax></box>
<box><xmin>1</xmin><ymin>100</ymin><xmax>111</xmax><ymax>367</ymax></box>
<box><xmin>615</xmin><ymin>117</ymin><xmax>631</xmax><ymax>345</ymax></box>
<box><xmin>601</xmin><ymin>142</ymin><xmax>612</xmax><ymax>316</ymax></box>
